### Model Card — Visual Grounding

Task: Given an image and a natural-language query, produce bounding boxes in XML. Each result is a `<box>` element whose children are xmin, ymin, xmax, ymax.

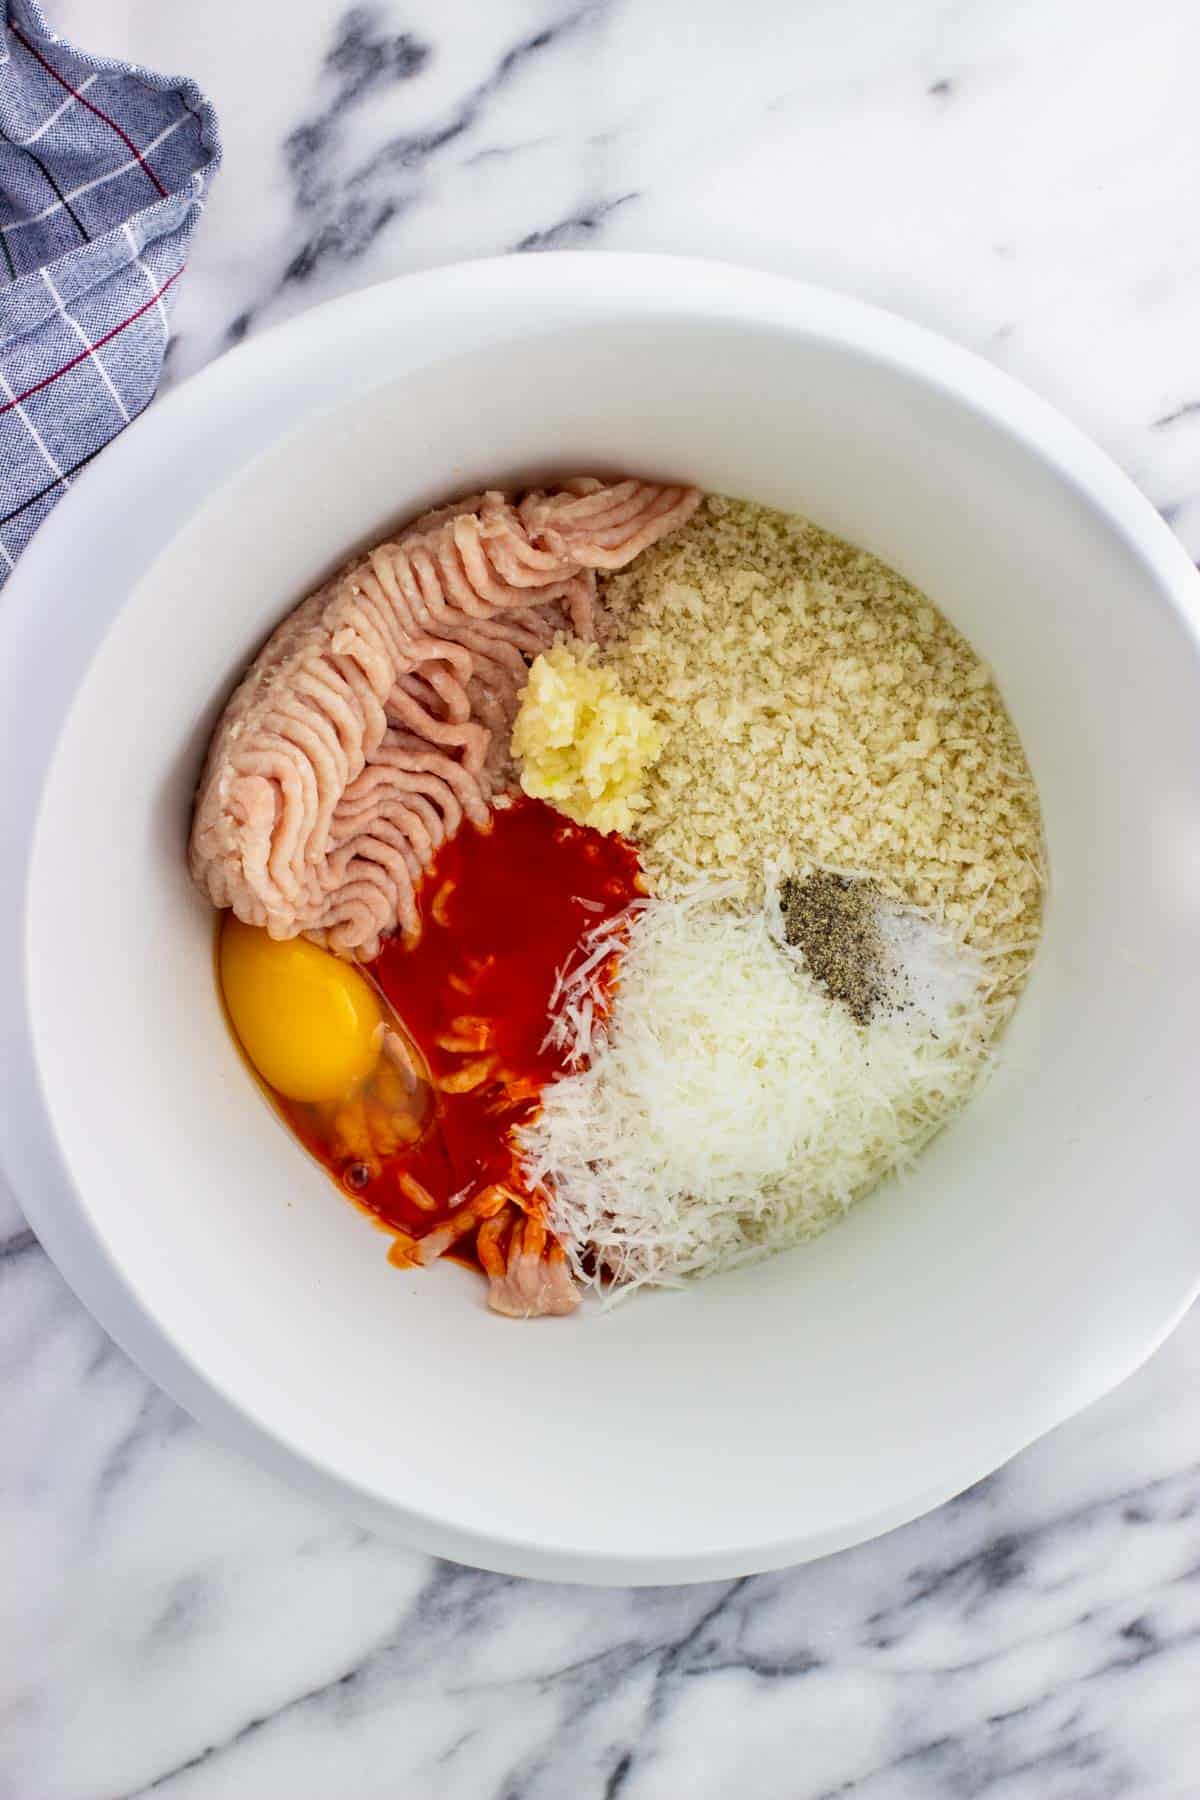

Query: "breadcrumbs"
<box><xmin>600</xmin><ymin>495</ymin><xmax>1045</xmax><ymax>1008</ymax></box>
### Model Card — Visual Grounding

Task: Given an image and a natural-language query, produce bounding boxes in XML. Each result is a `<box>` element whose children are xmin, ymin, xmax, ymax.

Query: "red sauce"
<box><xmin>273</xmin><ymin>796</ymin><xmax>642</xmax><ymax>1257</ymax></box>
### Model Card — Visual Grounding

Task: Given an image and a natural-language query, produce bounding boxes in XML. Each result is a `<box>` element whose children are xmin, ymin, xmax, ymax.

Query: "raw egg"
<box><xmin>219</xmin><ymin>916</ymin><xmax>384</xmax><ymax>1103</ymax></box>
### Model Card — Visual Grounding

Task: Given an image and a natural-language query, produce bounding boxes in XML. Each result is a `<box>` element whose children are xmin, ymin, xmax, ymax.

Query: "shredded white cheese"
<box><xmin>520</xmin><ymin>886</ymin><xmax>992</xmax><ymax>1297</ymax></box>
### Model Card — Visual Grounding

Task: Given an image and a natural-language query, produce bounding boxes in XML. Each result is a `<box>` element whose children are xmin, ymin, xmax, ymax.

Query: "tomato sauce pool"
<box><xmin>322</xmin><ymin>795</ymin><xmax>642</xmax><ymax>1245</ymax></box>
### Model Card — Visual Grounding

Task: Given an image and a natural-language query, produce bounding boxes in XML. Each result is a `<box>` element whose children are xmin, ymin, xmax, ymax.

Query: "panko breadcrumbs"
<box><xmin>599</xmin><ymin>494</ymin><xmax>1045</xmax><ymax>1009</ymax></box>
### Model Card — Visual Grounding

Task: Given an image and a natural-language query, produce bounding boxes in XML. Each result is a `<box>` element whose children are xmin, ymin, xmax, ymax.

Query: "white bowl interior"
<box><xmin>28</xmin><ymin>318</ymin><xmax>1200</xmax><ymax>1571</ymax></box>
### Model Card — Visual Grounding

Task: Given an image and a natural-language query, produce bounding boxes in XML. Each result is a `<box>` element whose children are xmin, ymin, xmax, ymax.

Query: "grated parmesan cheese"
<box><xmin>520</xmin><ymin>887</ymin><xmax>992</xmax><ymax>1296</ymax></box>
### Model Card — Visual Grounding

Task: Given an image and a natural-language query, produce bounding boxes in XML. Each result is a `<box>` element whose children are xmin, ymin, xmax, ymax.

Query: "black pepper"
<box><xmin>779</xmin><ymin>872</ymin><xmax>886</xmax><ymax>1025</ymax></box>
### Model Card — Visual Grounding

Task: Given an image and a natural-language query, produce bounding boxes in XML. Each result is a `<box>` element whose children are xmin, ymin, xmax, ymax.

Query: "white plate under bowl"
<box><xmin>2</xmin><ymin>257</ymin><xmax>1199</xmax><ymax>1584</ymax></box>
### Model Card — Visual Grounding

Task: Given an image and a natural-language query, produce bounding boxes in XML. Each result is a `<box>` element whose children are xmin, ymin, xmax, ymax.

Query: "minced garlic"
<box><xmin>510</xmin><ymin>641</ymin><xmax>665</xmax><ymax>835</ymax></box>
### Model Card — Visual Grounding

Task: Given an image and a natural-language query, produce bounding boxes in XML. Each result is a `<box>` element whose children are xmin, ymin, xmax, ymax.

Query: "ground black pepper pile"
<box><xmin>779</xmin><ymin>872</ymin><xmax>885</xmax><ymax>1025</ymax></box>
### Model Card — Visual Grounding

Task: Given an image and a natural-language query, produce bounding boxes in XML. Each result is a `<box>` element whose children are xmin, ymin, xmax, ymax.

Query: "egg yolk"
<box><xmin>219</xmin><ymin>917</ymin><xmax>384</xmax><ymax>1104</ymax></box>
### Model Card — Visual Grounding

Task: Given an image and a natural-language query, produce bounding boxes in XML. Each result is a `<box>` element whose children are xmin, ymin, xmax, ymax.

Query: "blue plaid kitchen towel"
<box><xmin>0</xmin><ymin>0</ymin><xmax>219</xmax><ymax>577</ymax></box>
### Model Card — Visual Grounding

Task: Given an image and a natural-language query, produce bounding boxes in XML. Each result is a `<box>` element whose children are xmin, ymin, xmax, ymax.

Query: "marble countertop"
<box><xmin>5</xmin><ymin>2</ymin><xmax>1200</xmax><ymax>1795</ymax></box>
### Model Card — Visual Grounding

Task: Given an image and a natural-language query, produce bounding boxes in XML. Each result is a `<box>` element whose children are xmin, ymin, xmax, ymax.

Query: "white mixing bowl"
<box><xmin>2</xmin><ymin>257</ymin><xmax>1198</xmax><ymax>1584</ymax></box>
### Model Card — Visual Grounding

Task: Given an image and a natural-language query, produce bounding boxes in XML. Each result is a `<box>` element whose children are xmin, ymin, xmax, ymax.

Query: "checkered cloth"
<box><xmin>0</xmin><ymin>0</ymin><xmax>219</xmax><ymax>577</ymax></box>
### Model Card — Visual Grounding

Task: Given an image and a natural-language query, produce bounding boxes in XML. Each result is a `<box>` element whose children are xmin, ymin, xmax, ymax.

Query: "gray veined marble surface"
<box><xmin>4</xmin><ymin>2</ymin><xmax>1200</xmax><ymax>1795</ymax></box>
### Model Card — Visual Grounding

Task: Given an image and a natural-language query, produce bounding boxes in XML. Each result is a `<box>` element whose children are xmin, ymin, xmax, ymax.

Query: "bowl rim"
<box><xmin>3</xmin><ymin>251</ymin><xmax>1199</xmax><ymax>1584</ymax></box>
